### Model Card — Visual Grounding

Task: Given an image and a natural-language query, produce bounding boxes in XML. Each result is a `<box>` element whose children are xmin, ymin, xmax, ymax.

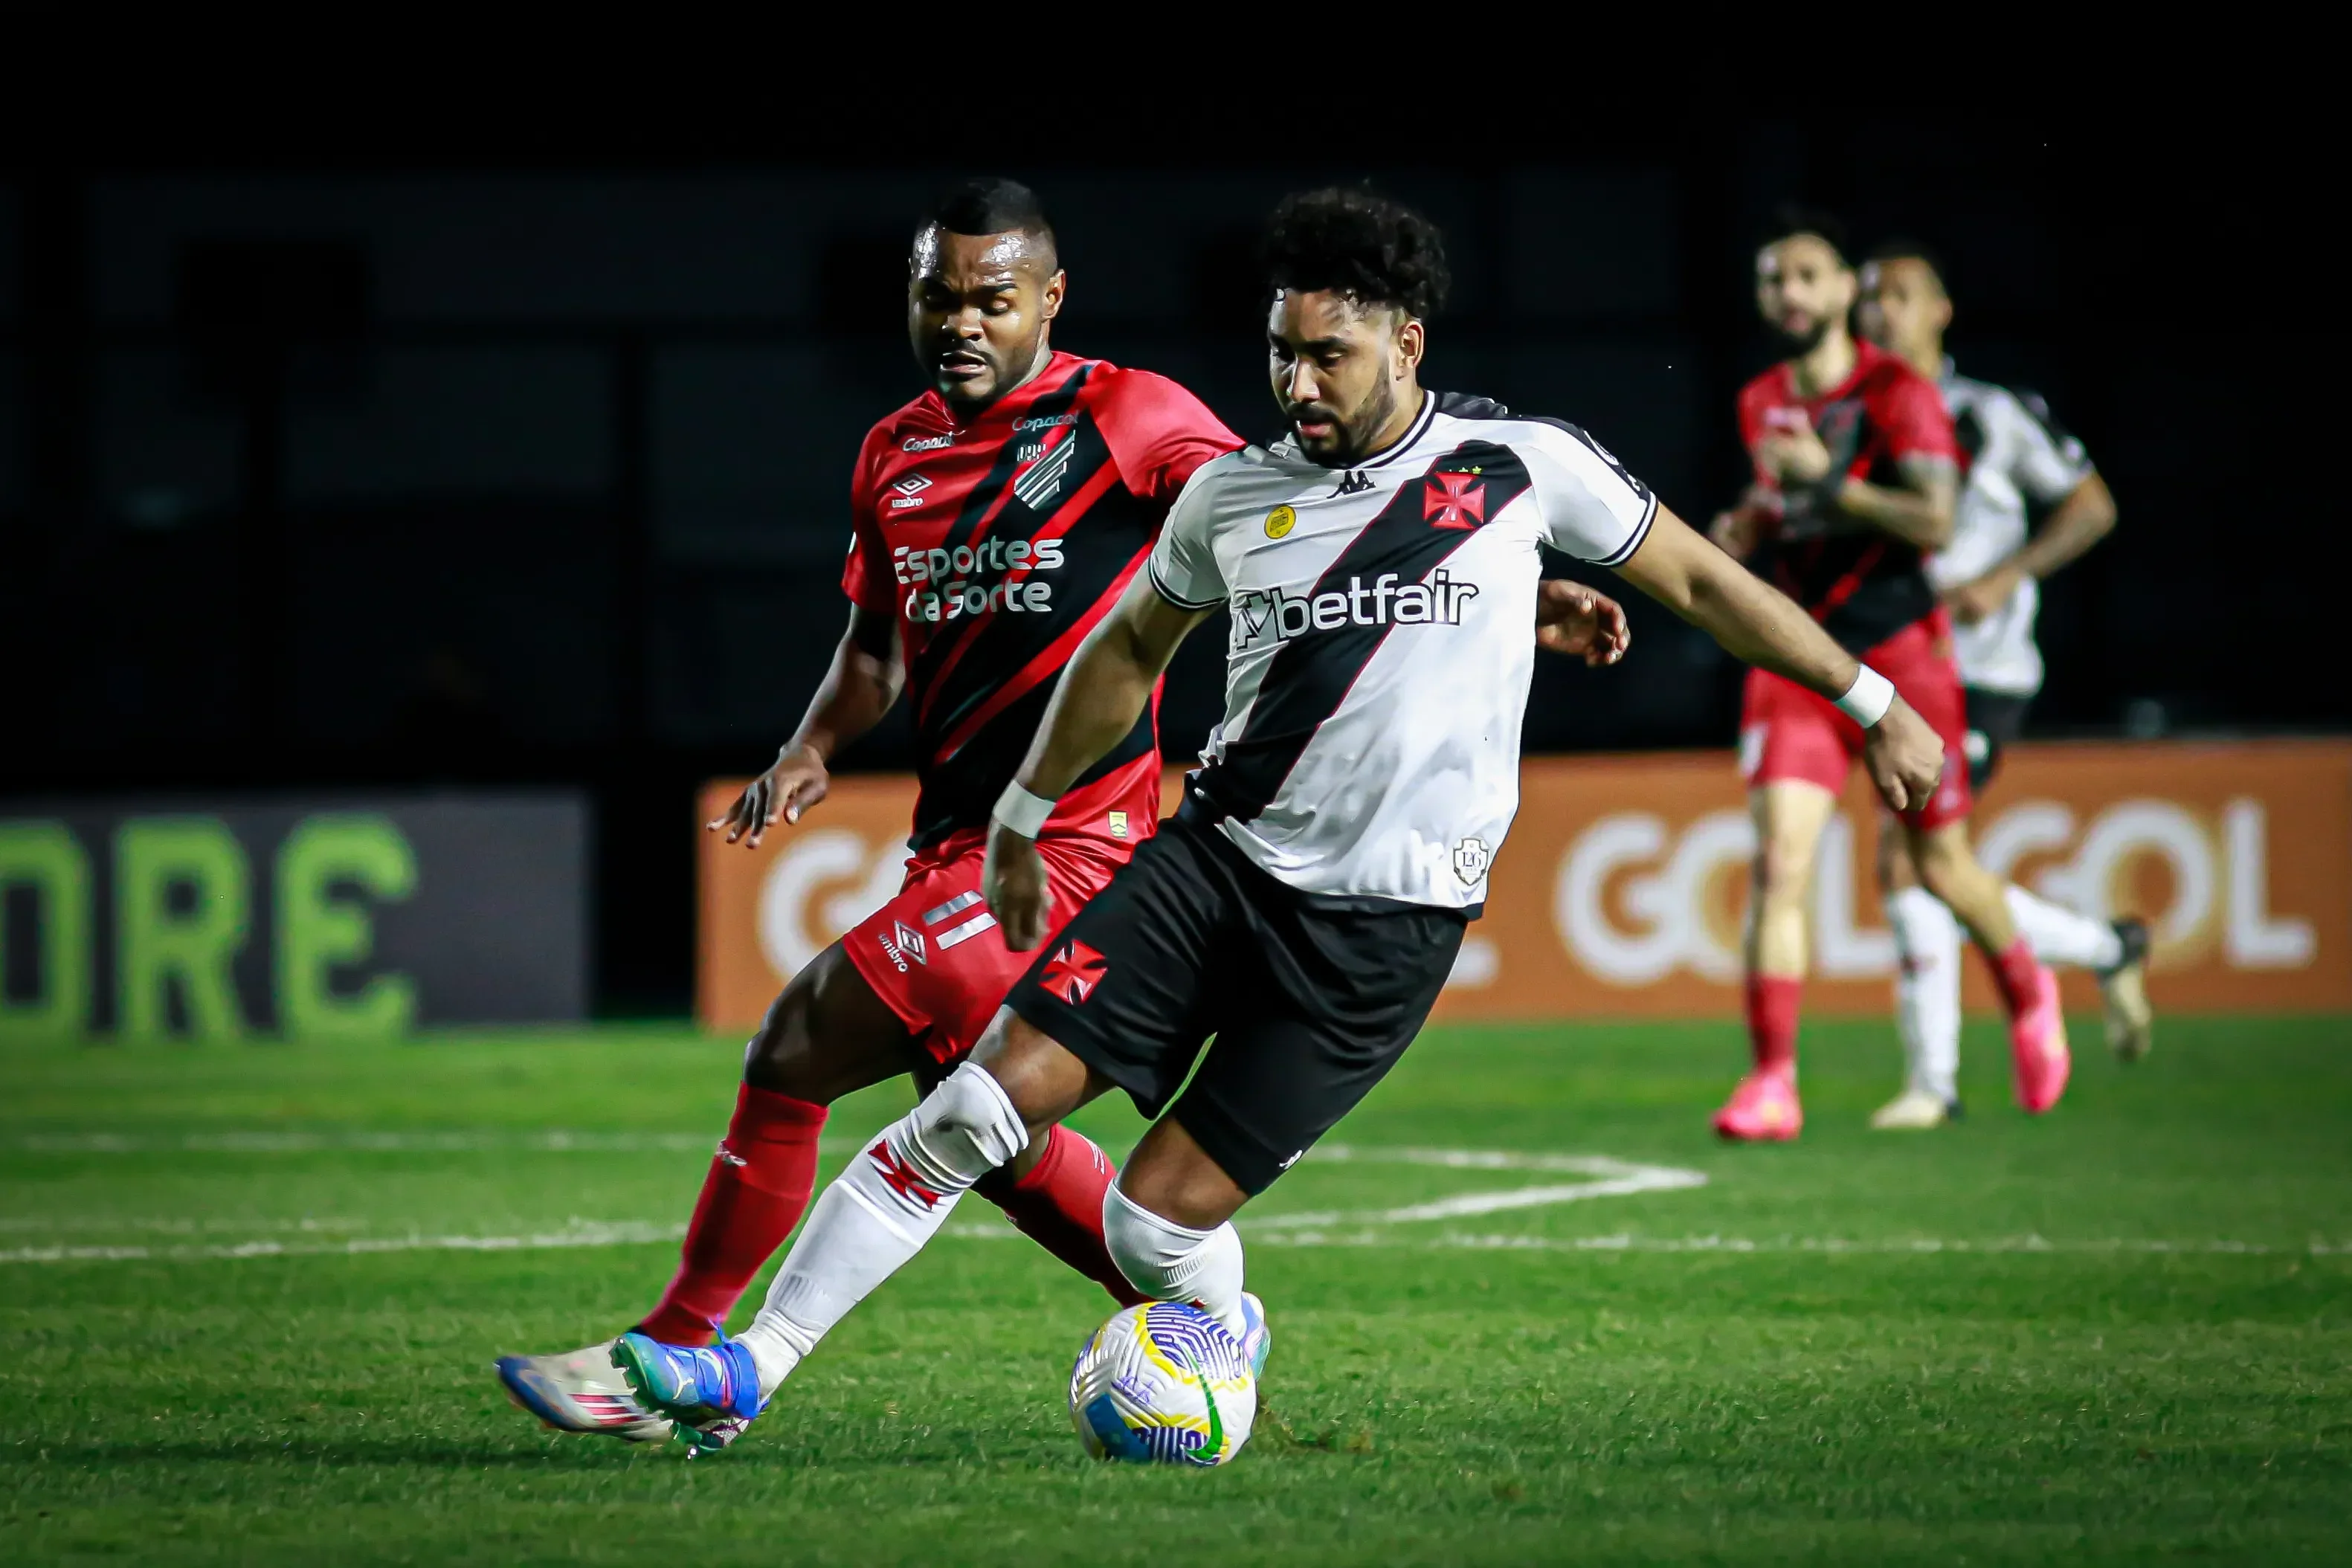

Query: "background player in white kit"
<box><xmin>608</xmin><ymin>188</ymin><xmax>1953</xmax><ymax>1443</ymax></box>
<box><xmin>1860</xmin><ymin>242</ymin><xmax>2153</xmax><ymax>1130</ymax></box>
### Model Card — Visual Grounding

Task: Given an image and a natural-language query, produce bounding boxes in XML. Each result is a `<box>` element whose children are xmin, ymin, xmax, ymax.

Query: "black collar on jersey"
<box><xmin>1355</xmin><ymin>388</ymin><xmax>1439</xmax><ymax>470</ymax></box>
<box><xmin>1269</xmin><ymin>387</ymin><xmax>1439</xmax><ymax>474</ymax></box>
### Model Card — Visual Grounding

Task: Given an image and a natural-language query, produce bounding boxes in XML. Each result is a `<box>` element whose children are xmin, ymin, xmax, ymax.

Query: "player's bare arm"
<box><xmin>984</xmin><ymin>575</ymin><xmax>1214</xmax><ymax>948</ymax></box>
<box><xmin>1536</xmin><ymin>578</ymin><xmax>1631</xmax><ymax>664</ymax></box>
<box><xmin>1611</xmin><ymin>504</ymin><xmax>1945</xmax><ymax>813</ymax></box>
<box><xmin>1760</xmin><ymin>428</ymin><xmax>1958</xmax><ymax>551</ymax></box>
<box><xmin>1946</xmin><ymin>469</ymin><xmax>2117</xmax><ymax>625</ymax></box>
<box><xmin>709</xmin><ymin>605</ymin><xmax>903</xmax><ymax>848</ymax></box>
<box><xmin>1708</xmin><ymin>485</ymin><xmax>1779</xmax><ymax>560</ymax></box>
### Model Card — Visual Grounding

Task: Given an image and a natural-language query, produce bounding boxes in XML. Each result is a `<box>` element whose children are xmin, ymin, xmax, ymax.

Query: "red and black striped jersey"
<box><xmin>1738</xmin><ymin>339</ymin><xmax>1960</xmax><ymax>654</ymax></box>
<box><xmin>843</xmin><ymin>352</ymin><xmax>1240</xmax><ymax>851</ymax></box>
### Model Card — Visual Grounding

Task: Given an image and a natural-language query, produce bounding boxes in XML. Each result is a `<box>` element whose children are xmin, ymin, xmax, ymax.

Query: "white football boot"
<box><xmin>496</xmin><ymin>1340</ymin><xmax>674</xmax><ymax>1442</ymax></box>
<box><xmin>1869</xmin><ymin>1087</ymin><xmax>1958</xmax><ymax>1131</ymax></box>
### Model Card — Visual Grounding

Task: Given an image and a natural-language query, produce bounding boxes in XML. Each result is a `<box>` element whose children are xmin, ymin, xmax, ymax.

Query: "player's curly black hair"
<box><xmin>1261</xmin><ymin>187</ymin><xmax>1451</xmax><ymax>320</ymax></box>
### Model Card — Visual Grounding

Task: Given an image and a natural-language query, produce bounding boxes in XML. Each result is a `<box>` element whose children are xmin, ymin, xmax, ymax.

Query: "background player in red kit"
<box><xmin>1707</xmin><ymin>210</ymin><xmax>2066</xmax><ymax>1141</ymax></box>
<box><xmin>494</xmin><ymin>178</ymin><xmax>1241</xmax><ymax>1445</ymax></box>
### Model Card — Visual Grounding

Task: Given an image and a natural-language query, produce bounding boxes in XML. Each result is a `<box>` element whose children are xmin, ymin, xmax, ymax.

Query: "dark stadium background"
<box><xmin>1</xmin><ymin>78</ymin><xmax>2320</xmax><ymax>1015</ymax></box>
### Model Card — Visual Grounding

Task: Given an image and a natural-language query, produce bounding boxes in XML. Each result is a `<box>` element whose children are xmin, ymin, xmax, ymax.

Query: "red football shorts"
<box><xmin>839</xmin><ymin>826</ymin><xmax>1132</xmax><ymax>1065</ymax></box>
<box><xmin>1738</xmin><ymin>610</ymin><xmax>1972</xmax><ymax>830</ymax></box>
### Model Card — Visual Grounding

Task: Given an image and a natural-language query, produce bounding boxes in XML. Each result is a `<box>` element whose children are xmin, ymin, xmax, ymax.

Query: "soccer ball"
<box><xmin>1068</xmin><ymin>1301</ymin><xmax>1257</xmax><ymax>1466</ymax></box>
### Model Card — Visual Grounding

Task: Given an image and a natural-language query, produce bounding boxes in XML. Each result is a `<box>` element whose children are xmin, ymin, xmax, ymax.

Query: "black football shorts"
<box><xmin>1962</xmin><ymin>688</ymin><xmax>2032</xmax><ymax>793</ymax></box>
<box><xmin>1004</xmin><ymin>807</ymin><xmax>1466</xmax><ymax>1196</ymax></box>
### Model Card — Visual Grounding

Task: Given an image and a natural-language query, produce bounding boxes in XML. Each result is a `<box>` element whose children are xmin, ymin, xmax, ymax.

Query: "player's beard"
<box><xmin>1768</xmin><ymin>312</ymin><xmax>1831</xmax><ymax>355</ymax></box>
<box><xmin>1292</xmin><ymin>378</ymin><xmax>1398</xmax><ymax>468</ymax></box>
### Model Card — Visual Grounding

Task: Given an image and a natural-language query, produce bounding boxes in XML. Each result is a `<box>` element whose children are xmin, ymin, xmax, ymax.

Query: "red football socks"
<box><xmin>637</xmin><ymin>1084</ymin><xmax>828</xmax><ymax>1346</ymax></box>
<box><xmin>1745</xmin><ymin>972</ymin><xmax>1802</xmax><ymax>1074</ymax></box>
<box><xmin>1986</xmin><ymin>935</ymin><xmax>2043</xmax><ymax>1018</ymax></box>
<box><xmin>976</xmin><ymin>1124</ymin><xmax>1147</xmax><ymax>1307</ymax></box>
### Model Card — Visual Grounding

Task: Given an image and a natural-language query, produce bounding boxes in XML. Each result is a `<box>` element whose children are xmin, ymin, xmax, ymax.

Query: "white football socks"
<box><xmin>1886</xmin><ymin>888</ymin><xmax>1963</xmax><ymax>1104</ymax></box>
<box><xmin>1889</xmin><ymin>881</ymin><xmax>2124</xmax><ymax>1106</ymax></box>
<box><xmin>2003</xmin><ymin>883</ymin><xmax>2125</xmax><ymax>972</ymax></box>
<box><xmin>1101</xmin><ymin>1184</ymin><xmax>1249</xmax><ymax>1340</ymax></box>
<box><xmin>736</xmin><ymin>1061</ymin><xmax>1028</xmax><ymax>1398</ymax></box>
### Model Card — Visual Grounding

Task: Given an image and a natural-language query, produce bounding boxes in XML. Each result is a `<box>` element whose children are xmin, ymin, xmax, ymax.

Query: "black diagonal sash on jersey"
<box><xmin>1196</xmin><ymin>440</ymin><xmax>1535</xmax><ymax>824</ymax></box>
<box><xmin>916</xmin><ymin>416</ymin><xmax>1118</xmax><ymax>736</ymax></box>
<box><xmin>906</xmin><ymin>364</ymin><xmax>1098</xmax><ymax>704</ymax></box>
<box><xmin>942</xmin><ymin>362</ymin><xmax>1094</xmax><ymax>558</ymax></box>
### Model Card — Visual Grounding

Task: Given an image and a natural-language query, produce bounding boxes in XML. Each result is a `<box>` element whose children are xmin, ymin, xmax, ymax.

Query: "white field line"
<box><xmin>1315</xmin><ymin>1233</ymin><xmax>2352</xmax><ymax>1256</ymax></box>
<box><xmin>4</xmin><ymin>1221</ymin><xmax>2345</xmax><ymax>1267</ymax></box>
<box><xmin>943</xmin><ymin>1226</ymin><xmax>2352</xmax><ymax>1258</ymax></box>
<box><xmin>6</xmin><ymin>1131</ymin><xmax>2343</xmax><ymax>1266</ymax></box>
<box><xmin>1245</xmin><ymin>1155</ymin><xmax>1707</xmax><ymax>1230</ymax></box>
<box><xmin>0</xmin><ymin>1221</ymin><xmax>684</xmax><ymax>1264</ymax></box>
<box><xmin>2</xmin><ymin>1131</ymin><xmax>738</xmax><ymax>1155</ymax></box>
<box><xmin>0</xmin><ymin>1142</ymin><xmax>1703</xmax><ymax>1264</ymax></box>
<box><xmin>3</xmin><ymin>1135</ymin><xmax>1681</xmax><ymax>1162</ymax></box>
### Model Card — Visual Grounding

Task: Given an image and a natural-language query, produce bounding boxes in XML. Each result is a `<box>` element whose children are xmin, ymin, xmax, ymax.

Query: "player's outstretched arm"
<box><xmin>1611</xmin><ymin>503</ymin><xmax>1945</xmax><ymax>813</ymax></box>
<box><xmin>1947</xmin><ymin>470</ymin><xmax>2117</xmax><ymax>625</ymax></box>
<box><xmin>1759</xmin><ymin>432</ymin><xmax>1956</xmax><ymax>551</ymax></box>
<box><xmin>709</xmin><ymin>605</ymin><xmax>903</xmax><ymax>848</ymax></box>
<box><xmin>984</xmin><ymin>574</ymin><xmax>1212</xmax><ymax>949</ymax></box>
<box><xmin>1821</xmin><ymin>451</ymin><xmax>1957</xmax><ymax>551</ymax></box>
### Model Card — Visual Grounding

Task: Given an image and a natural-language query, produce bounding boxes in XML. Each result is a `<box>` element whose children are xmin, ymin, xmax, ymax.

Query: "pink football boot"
<box><xmin>1713</xmin><ymin>1068</ymin><xmax>1803</xmax><ymax>1140</ymax></box>
<box><xmin>2008</xmin><ymin>961</ymin><xmax>2072</xmax><ymax>1114</ymax></box>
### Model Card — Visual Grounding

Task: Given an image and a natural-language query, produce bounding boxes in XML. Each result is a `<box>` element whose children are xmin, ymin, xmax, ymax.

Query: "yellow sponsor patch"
<box><xmin>1107</xmin><ymin>810</ymin><xmax>1130</xmax><ymax>839</ymax></box>
<box><xmin>1263</xmin><ymin>504</ymin><xmax>1296</xmax><ymax>540</ymax></box>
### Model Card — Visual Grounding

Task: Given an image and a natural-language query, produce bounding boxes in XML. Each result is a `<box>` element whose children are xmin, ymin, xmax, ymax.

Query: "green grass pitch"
<box><xmin>4</xmin><ymin>1013</ymin><xmax>2349</xmax><ymax>1565</ymax></box>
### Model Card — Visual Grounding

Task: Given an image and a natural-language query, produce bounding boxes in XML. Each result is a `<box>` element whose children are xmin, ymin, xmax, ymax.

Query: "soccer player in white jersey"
<box><xmin>605</xmin><ymin>188</ymin><xmax>1953</xmax><ymax>1447</ymax></box>
<box><xmin>1858</xmin><ymin>242</ymin><xmax>2153</xmax><ymax>1130</ymax></box>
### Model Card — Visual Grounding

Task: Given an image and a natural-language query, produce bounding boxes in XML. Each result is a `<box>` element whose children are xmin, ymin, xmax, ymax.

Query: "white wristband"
<box><xmin>991</xmin><ymin>781</ymin><xmax>1055</xmax><ymax>839</ymax></box>
<box><xmin>1834</xmin><ymin>664</ymin><xmax>1896</xmax><ymax>728</ymax></box>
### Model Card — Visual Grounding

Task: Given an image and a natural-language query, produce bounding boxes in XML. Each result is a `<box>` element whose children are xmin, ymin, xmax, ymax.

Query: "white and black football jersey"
<box><xmin>1932</xmin><ymin>362</ymin><xmax>2098</xmax><ymax>696</ymax></box>
<box><xmin>1147</xmin><ymin>391</ymin><xmax>1657</xmax><ymax>909</ymax></box>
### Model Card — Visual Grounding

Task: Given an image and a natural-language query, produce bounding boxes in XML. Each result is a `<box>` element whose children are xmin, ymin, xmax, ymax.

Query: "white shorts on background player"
<box><xmin>1929</xmin><ymin>365</ymin><xmax>2098</xmax><ymax>697</ymax></box>
<box><xmin>1147</xmin><ymin>393</ymin><xmax>1657</xmax><ymax>909</ymax></box>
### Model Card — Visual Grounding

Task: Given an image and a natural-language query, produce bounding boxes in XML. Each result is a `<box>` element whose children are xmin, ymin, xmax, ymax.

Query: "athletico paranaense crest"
<box><xmin>1040</xmin><ymin>941</ymin><xmax>1109</xmax><ymax>1004</ymax></box>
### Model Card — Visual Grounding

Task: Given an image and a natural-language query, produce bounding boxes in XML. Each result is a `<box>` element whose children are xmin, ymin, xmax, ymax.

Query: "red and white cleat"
<box><xmin>2007</xmin><ymin>962</ymin><xmax>2072</xmax><ymax>1114</ymax></box>
<box><xmin>1712</xmin><ymin>1068</ymin><xmax>1802</xmax><ymax>1141</ymax></box>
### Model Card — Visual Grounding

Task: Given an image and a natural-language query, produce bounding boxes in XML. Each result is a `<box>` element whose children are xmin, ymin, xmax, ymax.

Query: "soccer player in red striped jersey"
<box><xmin>1706</xmin><ymin>210</ymin><xmax>2068</xmax><ymax>1140</ymax></box>
<box><xmin>494</xmin><ymin>178</ymin><xmax>1243</xmax><ymax>1448</ymax></box>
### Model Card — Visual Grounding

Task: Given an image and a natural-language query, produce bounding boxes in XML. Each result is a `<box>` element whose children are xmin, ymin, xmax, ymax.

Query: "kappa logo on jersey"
<box><xmin>1424</xmin><ymin>471</ymin><xmax>1487</xmax><ymax>529</ymax></box>
<box><xmin>866</xmin><ymin>1138</ymin><xmax>944</xmax><ymax>1209</ymax></box>
<box><xmin>1039</xmin><ymin>941</ymin><xmax>1109</xmax><ymax>1004</ymax></box>
<box><xmin>1452</xmin><ymin>836</ymin><xmax>1492</xmax><ymax>885</ymax></box>
<box><xmin>1230</xmin><ymin>568</ymin><xmax>1482</xmax><ymax>652</ymax></box>
<box><xmin>889</xmin><ymin>474</ymin><xmax>934</xmax><ymax>510</ymax></box>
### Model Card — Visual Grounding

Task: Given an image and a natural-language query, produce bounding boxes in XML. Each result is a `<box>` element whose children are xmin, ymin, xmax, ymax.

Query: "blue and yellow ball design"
<box><xmin>1068</xmin><ymin>1302</ymin><xmax>1257</xmax><ymax>1466</ymax></box>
